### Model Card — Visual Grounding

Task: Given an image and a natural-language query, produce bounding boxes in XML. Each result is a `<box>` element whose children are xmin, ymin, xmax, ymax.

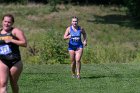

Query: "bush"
<box><xmin>124</xmin><ymin>0</ymin><xmax>140</xmax><ymax>18</ymax></box>
<box><xmin>82</xmin><ymin>43</ymin><xmax>137</xmax><ymax>64</ymax></box>
<box><xmin>39</xmin><ymin>30</ymin><xmax>68</xmax><ymax>64</ymax></box>
<box><xmin>25</xmin><ymin>28</ymin><xmax>69</xmax><ymax>64</ymax></box>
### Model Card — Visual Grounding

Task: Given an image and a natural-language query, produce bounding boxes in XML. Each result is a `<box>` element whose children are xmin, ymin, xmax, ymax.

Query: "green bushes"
<box><xmin>23</xmin><ymin>30</ymin><xmax>138</xmax><ymax>64</ymax></box>
<box><xmin>39</xmin><ymin>29</ymin><xmax>68</xmax><ymax>64</ymax></box>
<box><xmin>23</xmin><ymin>28</ymin><xmax>69</xmax><ymax>64</ymax></box>
<box><xmin>124</xmin><ymin>0</ymin><xmax>140</xmax><ymax>18</ymax></box>
<box><xmin>82</xmin><ymin>43</ymin><xmax>137</xmax><ymax>64</ymax></box>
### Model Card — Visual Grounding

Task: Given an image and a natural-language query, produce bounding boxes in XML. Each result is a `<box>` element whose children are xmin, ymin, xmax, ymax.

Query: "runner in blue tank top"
<box><xmin>64</xmin><ymin>16</ymin><xmax>87</xmax><ymax>79</ymax></box>
<box><xmin>68</xmin><ymin>26</ymin><xmax>83</xmax><ymax>50</ymax></box>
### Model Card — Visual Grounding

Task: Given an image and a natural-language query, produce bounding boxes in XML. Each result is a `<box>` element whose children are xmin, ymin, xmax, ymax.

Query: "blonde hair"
<box><xmin>71</xmin><ymin>16</ymin><xmax>78</xmax><ymax>21</ymax></box>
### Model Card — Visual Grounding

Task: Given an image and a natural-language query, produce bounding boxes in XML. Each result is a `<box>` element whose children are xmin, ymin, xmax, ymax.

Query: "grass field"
<box><xmin>1</xmin><ymin>4</ymin><xmax>140</xmax><ymax>93</ymax></box>
<box><xmin>7</xmin><ymin>62</ymin><xmax>140</xmax><ymax>93</ymax></box>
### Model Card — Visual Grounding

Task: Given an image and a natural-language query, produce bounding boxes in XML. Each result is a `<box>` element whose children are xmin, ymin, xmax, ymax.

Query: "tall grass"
<box><xmin>82</xmin><ymin>43</ymin><xmax>136</xmax><ymax>64</ymax></box>
<box><xmin>0</xmin><ymin>4</ymin><xmax>140</xmax><ymax>64</ymax></box>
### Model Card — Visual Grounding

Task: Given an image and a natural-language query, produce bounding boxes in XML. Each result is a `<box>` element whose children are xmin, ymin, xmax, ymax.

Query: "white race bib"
<box><xmin>0</xmin><ymin>45</ymin><xmax>12</xmax><ymax>55</ymax></box>
<box><xmin>72</xmin><ymin>37</ymin><xmax>80</xmax><ymax>42</ymax></box>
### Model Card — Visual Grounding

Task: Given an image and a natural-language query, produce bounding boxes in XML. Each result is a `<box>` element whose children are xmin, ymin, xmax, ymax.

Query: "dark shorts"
<box><xmin>68</xmin><ymin>44</ymin><xmax>83</xmax><ymax>51</ymax></box>
<box><xmin>1</xmin><ymin>59</ymin><xmax>21</xmax><ymax>69</ymax></box>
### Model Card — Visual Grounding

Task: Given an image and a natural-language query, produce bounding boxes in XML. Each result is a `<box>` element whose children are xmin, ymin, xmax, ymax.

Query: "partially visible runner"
<box><xmin>64</xmin><ymin>16</ymin><xmax>87</xmax><ymax>79</ymax></box>
<box><xmin>0</xmin><ymin>14</ymin><xmax>27</xmax><ymax>93</ymax></box>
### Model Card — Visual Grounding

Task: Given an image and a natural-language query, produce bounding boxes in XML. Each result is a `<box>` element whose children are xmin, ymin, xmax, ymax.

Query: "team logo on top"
<box><xmin>0</xmin><ymin>36</ymin><xmax>12</xmax><ymax>40</ymax></box>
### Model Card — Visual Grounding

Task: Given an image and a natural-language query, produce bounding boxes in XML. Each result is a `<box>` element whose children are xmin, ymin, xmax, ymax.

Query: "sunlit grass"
<box><xmin>7</xmin><ymin>63</ymin><xmax>140</xmax><ymax>93</ymax></box>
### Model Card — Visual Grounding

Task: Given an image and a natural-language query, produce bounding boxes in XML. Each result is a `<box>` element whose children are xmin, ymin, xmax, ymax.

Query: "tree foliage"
<box><xmin>0</xmin><ymin>0</ymin><xmax>28</xmax><ymax>4</ymax></box>
<box><xmin>0</xmin><ymin>0</ymin><xmax>125</xmax><ymax>5</ymax></box>
<box><xmin>124</xmin><ymin>0</ymin><xmax>140</xmax><ymax>18</ymax></box>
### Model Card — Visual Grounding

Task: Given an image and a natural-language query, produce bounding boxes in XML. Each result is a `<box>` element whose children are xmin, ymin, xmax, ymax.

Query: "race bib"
<box><xmin>0</xmin><ymin>45</ymin><xmax>12</xmax><ymax>55</ymax></box>
<box><xmin>72</xmin><ymin>37</ymin><xmax>80</xmax><ymax>42</ymax></box>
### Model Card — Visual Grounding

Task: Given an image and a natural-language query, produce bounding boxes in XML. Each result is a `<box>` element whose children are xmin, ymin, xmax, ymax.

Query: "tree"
<box><xmin>124</xmin><ymin>0</ymin><xmax>140</xmax><ymax>18</ymax></box>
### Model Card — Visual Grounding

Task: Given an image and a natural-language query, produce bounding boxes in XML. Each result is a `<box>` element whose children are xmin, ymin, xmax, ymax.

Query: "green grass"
<box><xmin>7</xmin><ymin>63</ymin><xmax>140</xmax><ymax>93</ymax></box>
<box><xmin>2</xmin><ymin>4</ymin><xmax>140</xmax><ymax>92</ymax></box>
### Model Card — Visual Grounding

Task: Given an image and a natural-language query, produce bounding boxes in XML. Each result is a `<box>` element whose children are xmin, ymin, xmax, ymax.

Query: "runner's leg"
<box><xmin>75</xmin><ymin>48</ymin><xmax>83</xmax><ymax>79</ymax></box>
<box><xmin>9</xmin><ymin>61</ymin><xmax>23</xmax><ymax>93</ymax></box>
<box><xmin>69</xmin><ymin>50</ymin><xmax>76</xmax><ymax>76</ymax></box>
<box><xmin>0</xmin><ymin>61</ymin><xmax>9</xmax><ymax>93</ymax></box>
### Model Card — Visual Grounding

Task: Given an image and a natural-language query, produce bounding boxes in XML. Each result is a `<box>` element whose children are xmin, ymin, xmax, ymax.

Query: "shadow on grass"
<box><xmin>82</xmin><ymin>75</ymin><xmax>108</xmax><ymax>79</ymax></box>
<box><xmin>23</xmin><ymin>72</ymin><xmax>59</xmax><ymax>75</ymax></box>
<box><xmin>87</xmin><ymin>14</ymin><xmax>140</xmax><ymax>29</ymax></box>
<box><xmin>82</xmin><ymin>73</ymin><xmax>140</xmax><ymax>79</ymax></box>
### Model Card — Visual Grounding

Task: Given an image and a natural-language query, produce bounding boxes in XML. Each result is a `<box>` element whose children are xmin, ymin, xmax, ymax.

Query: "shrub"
<box><xmin>82</xmin><ymin>43</ymin><xmax>137</xmax><ymax>64</ymax></box>
<box><xmin>124</xmin><ymin>0</ymin><xmax>140</xmax><ymax>18</ymax></box>
<box><xmin>25</xmin><ymin>28</ymin><xmax>69</xmax><ymax>64</ymax></box>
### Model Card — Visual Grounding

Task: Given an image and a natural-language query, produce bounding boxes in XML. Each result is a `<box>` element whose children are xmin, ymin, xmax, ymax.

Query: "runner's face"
<box><xmin>71</xmin><ymin>18</ymin><xmax>78</xmax><ymax>27</ymax></box>
<box><xmin>2</xmin><ymin>16</ymin><xmax>13</xmax><ymax>31</ymax></box>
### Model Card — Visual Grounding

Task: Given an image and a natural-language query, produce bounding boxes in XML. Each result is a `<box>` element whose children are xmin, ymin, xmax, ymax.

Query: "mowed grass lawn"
<box><xmin>8</xmin><ymin>63</ymin><xmax>140</xmax><ymax>93</ymax></box>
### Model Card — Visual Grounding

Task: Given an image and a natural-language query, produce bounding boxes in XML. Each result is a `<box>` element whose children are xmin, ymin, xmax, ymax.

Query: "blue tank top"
<box><xmin>69</xmin><ymin>26</ymin><xmax>82</xmax><ymax>46</ymax></box>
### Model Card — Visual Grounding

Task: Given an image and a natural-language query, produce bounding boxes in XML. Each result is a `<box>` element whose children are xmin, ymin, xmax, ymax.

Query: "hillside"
<box><xmin>0</xmin><ymin>4</ymin><xmax>140</xmax><ymax>64</ymax></box>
